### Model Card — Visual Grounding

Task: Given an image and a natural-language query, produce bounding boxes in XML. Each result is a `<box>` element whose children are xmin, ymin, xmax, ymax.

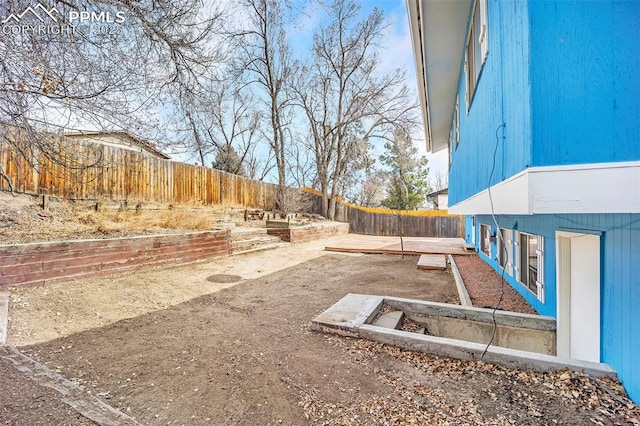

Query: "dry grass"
<box><xmin>0</xmin><ymin>192</ymin><xmax>219</xmax><ymax>244</ymax></box>
<box><xmin>75</xmin><ymin>208</ymin><xmax>213</xmax><ymax>235</ymax></box>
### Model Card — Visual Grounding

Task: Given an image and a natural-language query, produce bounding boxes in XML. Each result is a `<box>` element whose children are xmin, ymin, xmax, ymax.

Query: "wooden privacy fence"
<box><xmin>0</xmin><ymin>140</ymin><xmax>278</xmax><ymax>209</ymax></box>
<box><xmin>303</xmin><ymin>188</ymin><xmax>465</xmax><ymax>238</ymax></box>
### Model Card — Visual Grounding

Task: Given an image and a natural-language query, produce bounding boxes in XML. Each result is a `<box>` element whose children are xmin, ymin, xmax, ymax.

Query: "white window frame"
<box><xmin>497</xmin><ymin>227</ymin><xmax>513</xmax><ymax>275</ymax></box>
<box><xmin>515</xmin><ymin>231</ymin><xmax>545</xmax><ymax>302</ymax></box>
<box><xmin>471</xmin><ymin>216</ymin><xmax>476</xmax><ymax>245</ymax></box>
<box><xmin>448</xmin><ymin>133</ymin><xmax>453</xmax><ymax>169</ymax></box>
<box><xmin>480</xmin><ymin>223</ymin><xmax>491</xmax><ymax>258</ymax></box>
<box><xmin>464</xmin><ymin>0</ymin><xmax>489</xmax><ymax>112</ymax></box>
<box><xmin>454</xmin><ymin>97</ymin><xmax>460</xmax><ymax>149</ymax></box>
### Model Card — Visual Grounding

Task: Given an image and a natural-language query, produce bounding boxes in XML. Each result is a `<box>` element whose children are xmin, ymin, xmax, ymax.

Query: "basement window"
<box><xmin>465</xmin><ymin>0</ymin><xmax>489</xmax><ymax>111</ymax></box>
<box><xmin>480</xmin><ymin>223</ymin><xmax>491</xmax><ymax>258</ymax></box>
<box><xmin>516</xmin><ymin>232</ymin><xmax>545</xmax><ymax>302</ymax></box>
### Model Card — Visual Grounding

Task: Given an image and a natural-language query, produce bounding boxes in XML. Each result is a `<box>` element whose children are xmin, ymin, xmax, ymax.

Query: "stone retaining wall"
<box><xmin>0</xmin><ymin>231</ymin><xmax>230</xmax><ymax>287</ymax></box>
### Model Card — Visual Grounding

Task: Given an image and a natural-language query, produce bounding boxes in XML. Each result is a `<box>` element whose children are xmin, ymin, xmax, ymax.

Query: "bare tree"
<box><xmin>286</xmin><ymin>136</ymin><xmax>316</xmax><ymax>188</ymax></box>
<box><xmin>178</xmin><ymin>78</ymin><xmax>263</xmax><ymax>176</ymax></box>
<box><xmin>431</xmin><ymin>170</ymin><xmax>448</xmax><ymax>191</ymax></box>
<box><xmin>345</xmin><ymin>168</ymin><xmax>387</xmax><ymax>207</ymax></box>
<box><xmin>0</xmin><ymin>0</ymin><xmax>229</xmax><ymax>182</ymax></box>
<box><xmin>292</xmin><ymin>0</ymin><xmax>419</xmax><ymax>219</ymax></box>
<box><xmin>239</xmin><ymin>0</ymin><xmax>293</xmax><ymax>192</ymax></box>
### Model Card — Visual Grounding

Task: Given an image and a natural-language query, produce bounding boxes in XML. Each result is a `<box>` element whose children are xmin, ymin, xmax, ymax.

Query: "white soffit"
<box><xmin>449</xmin><ymin>161</ymin><xmax>640</xmax><ymax>215</ymax></box>
<box><xmin>421</xmin><ymin>0</ymin><xmax>470</xmax><ymax>153</ymax></box>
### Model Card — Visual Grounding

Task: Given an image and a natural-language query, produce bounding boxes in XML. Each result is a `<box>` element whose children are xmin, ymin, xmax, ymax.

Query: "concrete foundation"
<box><xmin>312</xmin><ymin>293</ymin><xmax>616</xmax><ymax>379</ymax></box>
<box><xmin>384</xmin><ymin>296</ymin><xmax>556</xmax><ymax>355</ymax></box>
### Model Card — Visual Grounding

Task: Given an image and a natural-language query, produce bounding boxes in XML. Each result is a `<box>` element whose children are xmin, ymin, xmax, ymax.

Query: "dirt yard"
<box><xmin>1</xmin><ymin>191</ymin><xmax>638</xmax><ymax>424</ymax></box>
<box><xmin>3</xmin><ymin>239</ymin><xmax>639</xmax><ymax>425</ymax></box>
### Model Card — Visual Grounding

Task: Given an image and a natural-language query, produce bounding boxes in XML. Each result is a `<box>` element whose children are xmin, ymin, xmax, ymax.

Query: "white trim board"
<box><xmin>449</xmin><ymin>161</ymin><xmax>640</xmax><ymax>215</ymax></box>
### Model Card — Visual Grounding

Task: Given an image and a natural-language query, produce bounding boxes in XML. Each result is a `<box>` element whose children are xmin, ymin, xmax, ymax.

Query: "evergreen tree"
<box><xmin>212</xmin><ymin>145</ymin><xmax>246</xmax><ymax>176</ymax></box>
<box><xmin>380</xmin><ymin>129</ymin><xmax>431</xmax><ymax>210</ymax></box>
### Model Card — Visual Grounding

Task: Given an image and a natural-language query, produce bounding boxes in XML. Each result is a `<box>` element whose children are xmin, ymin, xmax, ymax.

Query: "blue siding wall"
<box><xmin>471</xmin><ymin>213</ymin><xmax>640</xmax><ymax>402</ymax></box>
<box><xmin>464</xmin><ymin>215</ymin><xmax>474</xmax><ymax>243</ymax></box>
<box><xmin>529</xmin><ymin>1</ymin><xmax>640</xmax><ymax>166</ymax></box>
<box><xmin>449</xmin><ymin>1</ymin><xmax>532</xmax><ymax>205</ymax></box>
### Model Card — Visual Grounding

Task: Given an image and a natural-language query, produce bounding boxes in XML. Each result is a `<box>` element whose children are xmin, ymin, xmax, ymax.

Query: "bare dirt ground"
<box><xmin>6</xmin><ymin>235</ymin><xmax>356</xmax><ymax>347</ymax></box>
<box><xmin>1</xmin><ymin>191</ymin><xmax>639</xmax><ymax>424</ymax></box>
<box><xmin>2</xmin><ymin>246</ymin><xmax>639</xmax><ymax>425</ymax></box>
<box><xmin>0</xmin><ymin>354</ymin><xmax>96</xmax><ymax>426</ymax></box>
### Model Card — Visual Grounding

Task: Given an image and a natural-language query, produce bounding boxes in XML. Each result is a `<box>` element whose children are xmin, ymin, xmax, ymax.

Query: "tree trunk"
<box><xmin>328</xmin><ymin>179</ymin><xmax>339</xmax><ymax>220</ymax></box>
<box><xmin>320</xmin><ymin>182</ymin><xmax>329</xmax><ymax>218</ymax></box>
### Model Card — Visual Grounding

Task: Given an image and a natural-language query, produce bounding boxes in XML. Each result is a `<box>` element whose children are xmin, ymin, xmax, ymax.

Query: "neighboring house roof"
<box><xmin>64</xmin><ymin>130</ymin><xmax>170</xmax><ymax>159</ymax></box>
<box><xmin>406</xmin><ymin>0</ymin><xmax>470</xmax><ymax>153</ymax></box>
<box><xmin>425</xmin><ymin>188</ymin><xmax>448</xmax><ymax>198</ymax></box>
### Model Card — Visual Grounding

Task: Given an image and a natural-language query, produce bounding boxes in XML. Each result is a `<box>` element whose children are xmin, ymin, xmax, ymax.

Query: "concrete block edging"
<box><xmin>448</xmin><ymin>254</ymin><xmax>472</xmax><ymax>307</ymax></box>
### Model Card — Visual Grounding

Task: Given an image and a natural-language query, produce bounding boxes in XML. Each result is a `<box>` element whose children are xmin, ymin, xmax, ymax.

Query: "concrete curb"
<box><xmin>0</xmin><ymin>292</ymin><xmax>8</xmax><ymax>345</ymax></box>
<box><xmin>384</xmin><ymin>296</ymin><xmax>556</xmax><ymax>331</ymax></box>
<box><xmin>448</xmin><ymin>254</ymin><xmax>472</xmax><ymax>307</ymax></box>
<box><xmin>313</xmin><ymin>293</ymin><xmax>616</xmax><ymax>381</ymax></box>
<box><xmin>359</xmin><ymin>325</ymin><xmax>616</xmax><ymax>379</ymax></box>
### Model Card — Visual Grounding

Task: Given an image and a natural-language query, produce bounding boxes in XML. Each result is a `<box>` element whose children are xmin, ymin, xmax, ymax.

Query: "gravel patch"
<box><xmin>453</xmin><ymin>255</ymin><xmax>537</xmax><ymax>315</ymax></box>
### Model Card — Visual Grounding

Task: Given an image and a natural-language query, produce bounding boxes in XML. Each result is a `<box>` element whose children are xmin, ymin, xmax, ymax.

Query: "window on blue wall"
<box><xmin>480</xmin><ymin>223</ymin><xmax>491</xmax><ymax>258</ymax></box>
<box><xmin>465</xmin><ymin>0</ymin><xmax>489</xmax><ymax>111</ymax></box>
<box><xmin>516</xmin><ymin>232</ymin><xmax>545</xmax><ymax>302</ymax></box>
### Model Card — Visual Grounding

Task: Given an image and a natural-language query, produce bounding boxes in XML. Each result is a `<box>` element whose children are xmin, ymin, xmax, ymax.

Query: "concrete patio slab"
<box><xmin>311</xmin><ymin>293</ymin><xmax>383</xmax><ymax>337</ymax></box>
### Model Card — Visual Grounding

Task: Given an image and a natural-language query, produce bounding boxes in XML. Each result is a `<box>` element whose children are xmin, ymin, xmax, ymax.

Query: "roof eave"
<box><xmin>407</xmin><ymin>0</ymin><xmax>471</xmax><ymax>153</ymax></box>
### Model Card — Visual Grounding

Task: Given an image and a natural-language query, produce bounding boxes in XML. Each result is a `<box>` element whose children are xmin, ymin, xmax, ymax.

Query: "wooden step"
<box><xmin>417</xmin><ymin>254</ymin><xmax>447</xmax><ymax>270</ymax></box>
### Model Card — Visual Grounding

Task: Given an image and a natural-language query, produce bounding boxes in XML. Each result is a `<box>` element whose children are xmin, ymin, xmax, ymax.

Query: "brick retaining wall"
<box><xmin>0</xmin><ymin>231</ymin><xmax>230</xmax><ymax>287</ymax></box>
<box><xmin>267</xmin><ymin>222</ymin><xmax>349</xmax><ymax>243</ymax></box>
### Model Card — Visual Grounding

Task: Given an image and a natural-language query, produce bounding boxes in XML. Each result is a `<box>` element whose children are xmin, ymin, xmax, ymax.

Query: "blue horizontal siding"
<box><xmin>472</xmin><ymin>213</ymin><xmax>640</xmax><ymax>402</ymax></box>
<box><xmin>529</xmin><ymin>1</ymin><xmax>640</xmax><ymax>166</ymax></box>
<box><xmin>449</xmin><ymin>0</ymin><xmax>532</xmax><ymax>205</ymax></box>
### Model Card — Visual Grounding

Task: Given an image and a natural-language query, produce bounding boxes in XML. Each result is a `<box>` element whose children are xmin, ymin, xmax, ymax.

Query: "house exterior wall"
<box><xmin>422</xmin><ymin>0</ymin><xmax>640</xmax><ymax>402</ymax></box>
<box><xmin>451</xmin><ymin>1</ymin><xmax>640</xmax><ymax>206</ymax></box>
<box><xmin>529</xmin><ymin>1</ymin><xmax>640</xmax><ymax>167</ymax></box>
<box><xmin>437</xmin><ymin>194</ymin><xmax>448</xmax><ymax>210</ymax></box>
<box><xmin>470</xmin><ymin>213</ymin><xmax>640</xmax><ymax>402</ymax></box>
<box><xmin>449</xmin><ymin>0</ymin><xmax>532</xmax><ymax>206</ymax></box>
